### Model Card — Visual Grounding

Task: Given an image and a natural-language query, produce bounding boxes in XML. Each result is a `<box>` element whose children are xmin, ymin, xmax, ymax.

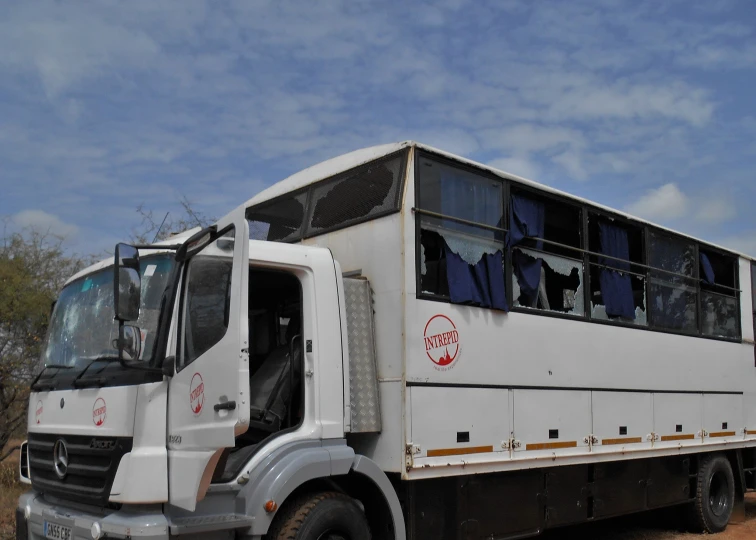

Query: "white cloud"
<box><xmin>488</xmin><ymin>156</ymin><xmax>541</xmax><ymax>180</ymax></box>
<box><xmin>716</xmin><ymin>232</ymin><xmax>756</xmax><ymax>258</ymax></box>
<box><xmin>624</xmin><ymin>183</ymin><xmax>690</xmax><ymax>221</ymax></box>
<box><xmin>695</xmin><ymin>197</ymin><xmax>736</xmax><ymax>225</ymax></box>
<box><xmin>552</xmin><ymin>150</ymin><xmax>588</xmax><ymax>182</ymax></box>
<box><xmin>12</xmin><ymin>210</ymin><xmax>80</xmax><ymax>239</ymax></box>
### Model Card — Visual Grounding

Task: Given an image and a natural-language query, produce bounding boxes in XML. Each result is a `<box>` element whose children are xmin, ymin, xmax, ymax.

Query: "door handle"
<box><xmin>214</xmin><ymin>401</ymin><xmax>237</xmax><ymax>412</ymax></box>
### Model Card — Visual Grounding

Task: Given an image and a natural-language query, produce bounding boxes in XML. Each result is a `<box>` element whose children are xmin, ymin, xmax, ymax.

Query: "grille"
<box><xmin>28</xmin><ymin>433</ymin><xmax>132</xmax><ymax>506</ymax></box>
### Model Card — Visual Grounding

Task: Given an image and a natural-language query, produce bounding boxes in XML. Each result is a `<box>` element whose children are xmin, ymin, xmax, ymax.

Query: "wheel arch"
<box><xmin>240</xmin><ymin>442</ymin><xmax>405</xmax><ymax>540</ymax></box>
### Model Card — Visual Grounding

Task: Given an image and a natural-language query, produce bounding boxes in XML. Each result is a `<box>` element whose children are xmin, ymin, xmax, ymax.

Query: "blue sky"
<box><xmin>1</xmin><ymin>0</ymin><xmax>755</xmax><ymax>257</ymax></box>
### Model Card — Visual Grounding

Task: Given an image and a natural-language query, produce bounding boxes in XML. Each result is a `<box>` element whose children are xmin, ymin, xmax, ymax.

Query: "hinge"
<box><xmin>405</xmin><ymin>444</ymin><xmax>420</xmax><ymax>472</ymax></box>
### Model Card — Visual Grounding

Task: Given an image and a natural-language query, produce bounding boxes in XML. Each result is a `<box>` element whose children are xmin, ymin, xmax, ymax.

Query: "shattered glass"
<box><xmin>590</xmin><ymin>274</ymin><xmax>648</xmax><ymax>326</ymax></box>
<box><xmin>512</xmin><ymin>247</ymin><xmax>584</xmax><ymax>316</ymax></box>
<box><xmin>41</xmin><ymin>255</ymin><xmax>173</xmax><ymax>370</ymax></box>
<box><xmin>649</xmin><ymin>278</ymin><xmax>697</xmax><ymax>333</ymax></box>
<box><xmin>701</xmin><ymin>291</ymin><xmax>739</xmax><ymax>338</ymax></box>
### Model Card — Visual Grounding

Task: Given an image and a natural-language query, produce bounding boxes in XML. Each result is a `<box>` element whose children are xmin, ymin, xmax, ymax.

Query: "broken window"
<box><xmin>509</xmin><ymin>190</ymin><xmax>584</xmax><ymax>316</ymax></box>
<box><xmin>248</xmin><ymin>191</ymin><xmax>307</xmax><ymax>242</ymax></box>
<box><xmin>588</xmin><ymin>215</ymin><xmax>647</xmax><ymax>325</ymax></box>
<box><xmin>648</xmin><ymin>232</ymin><xmax>697</xmax><ymax>334</ymax></box>
<box><xmin>417</xmin><ymin>155</ymin><xmax>507</xmax><ymax>310</ymax></box>
<box><xmin>305</xmin><ymin>153</ymin><xmax>405</xmax><ymax>236</ymax></box>
<box><xmin>699</xmin><ymin>249</ymin><xmax>739</xmax><ymax>339</ymax></box>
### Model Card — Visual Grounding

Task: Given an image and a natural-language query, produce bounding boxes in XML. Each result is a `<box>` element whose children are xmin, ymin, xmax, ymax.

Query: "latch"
<box><xmin>583</xmin><ymin>435</ymin><xmax>599</xmax><ymax>448</ymax></box>
<box><xmin>698</xmin><ymin>430</ymin><xmax>708</xmax><ymax>439</ymax></box>
<box><xmin>647</xmin><ymin>433</ymin><xmax>659</xmax><ymax>442</ymax></box>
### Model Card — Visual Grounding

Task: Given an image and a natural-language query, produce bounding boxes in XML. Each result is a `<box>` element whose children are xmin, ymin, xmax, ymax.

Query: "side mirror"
<box><xmin>114</xmin><ymin>243</ymin><xmax>141</xmax><ymax>321</ymax></box>
<box><xmin>118</xmin><ymin>325</ymin><xmax>142</xmax><ymax>363</ymax></box>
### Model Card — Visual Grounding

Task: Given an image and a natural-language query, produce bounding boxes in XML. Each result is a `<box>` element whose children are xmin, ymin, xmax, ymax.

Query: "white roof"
<box><xmin>240</xmin><ymin>141</ymin><xmax>753</xmax><ymax>262</ymax></box>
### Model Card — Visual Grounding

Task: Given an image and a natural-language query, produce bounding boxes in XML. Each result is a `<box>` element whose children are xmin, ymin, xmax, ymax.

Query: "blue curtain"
<box><xmin>598</xmin><ymin>222</ymin><xmax>636</xmax><ymax>319</ymax></box>
<box><xmin>444</xmin><ymin>242</ymin><xmax>508</xmax><ymax>311</ymax></box>
<box><xmin>440</xmin><ymin>170</ymin><xmax>501</xmax><ymax>230</ymax></box>
<box><xmin>507</xmin><ymin>195</ymin><xmax>545</xmax><ymax>300</ymax></box>
<box><xmin>699</xmin><ymin>253</ymin><xmax>715</xmax><ymax>285</ymax></box>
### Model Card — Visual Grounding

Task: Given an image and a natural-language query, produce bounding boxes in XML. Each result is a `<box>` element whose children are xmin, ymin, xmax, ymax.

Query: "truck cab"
<box><xmin>18</xmin><ymin>206</ymin><xmax>399</xmax><ymax>540</ymax></box>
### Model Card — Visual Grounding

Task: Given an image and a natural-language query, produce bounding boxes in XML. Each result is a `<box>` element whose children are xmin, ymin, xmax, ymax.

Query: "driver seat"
<box><xmin>247</xmin><ymin>315</ymin><xmax>301</xmax><ymax>433</ymax></box>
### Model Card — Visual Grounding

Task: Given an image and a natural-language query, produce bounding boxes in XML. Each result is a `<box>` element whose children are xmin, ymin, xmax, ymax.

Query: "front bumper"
<box><xmin>17</xmin><ymin>491</ymin><xmax>169</xmax><ymax>540</ymax></box>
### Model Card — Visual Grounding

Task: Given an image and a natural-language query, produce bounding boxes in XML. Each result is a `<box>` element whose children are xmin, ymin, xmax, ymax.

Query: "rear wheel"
<box><xmin>267</xmin><ymin>491</ymin><xmax>371</xmax><ymax>540</ymax></box>
<box><xmin>689</xmin><ymin>454</ymin><xmax>735</xmax><ymax>533</ymax></box>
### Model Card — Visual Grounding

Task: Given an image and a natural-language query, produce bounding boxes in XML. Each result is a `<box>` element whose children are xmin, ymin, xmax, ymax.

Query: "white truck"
<box><xmin>16</xmin><ymin>141</ymin><xmax>756</xmax><ymax>540</ymax></box>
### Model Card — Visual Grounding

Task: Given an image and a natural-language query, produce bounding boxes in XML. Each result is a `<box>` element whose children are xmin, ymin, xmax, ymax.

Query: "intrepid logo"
<box><xmin>35</xmin><ymin>400</ymin><xmax>43</xmax><ymax>424</ymax></box>
<box><xmin>423</xmin><ymin>314</ymin><xmax>460</xmax><ymax>371</ymax></box>
<box><xmin>190</xmin><ymin>373</ymin><xmax>205</xmax><ymax>415</ymax></box>
<box><xmin>93</xmin><ymin>398</ymin><xmax>107</xmax><ymax>427</ymax></box>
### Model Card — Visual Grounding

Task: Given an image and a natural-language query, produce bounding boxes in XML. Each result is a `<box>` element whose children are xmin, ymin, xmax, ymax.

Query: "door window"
<box><xmin>180</xmin><ymin>228</ymin><xmax>235</xmax><ymax>370</ymax></box>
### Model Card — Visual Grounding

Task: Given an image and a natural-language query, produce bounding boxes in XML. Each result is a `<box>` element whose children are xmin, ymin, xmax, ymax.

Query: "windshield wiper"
<box><xmin>30</xmin><ymin>364</ymin><xmax>75</xmax><ymax>391</ymax></box>
<box><xmin>72</xmin><ymin>356</ymin><xmax>121</xmax><ymax>388</ymax></box>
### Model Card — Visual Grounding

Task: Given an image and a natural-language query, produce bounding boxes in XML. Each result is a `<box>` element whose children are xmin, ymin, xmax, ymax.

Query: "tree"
<box><xmin>0</xmin><ymin>229</ymin><xmax>86</xmax><ymax>461</ymax></box>
<box><xmin>131</xmin><ymin>195</ymin><xmax>215</xmax><ymax>244</ymax></box>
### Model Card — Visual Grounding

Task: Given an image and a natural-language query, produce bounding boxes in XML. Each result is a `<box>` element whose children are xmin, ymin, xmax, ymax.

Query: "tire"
<box><xmin>267</xmin><ymin>491</ymin><xmax>372</xmax><ymax>540</ymax></box>
<box><xmin>689</xmin><ymin>453</ymin><xmax>735</xmax><ymax>533</ymax></box>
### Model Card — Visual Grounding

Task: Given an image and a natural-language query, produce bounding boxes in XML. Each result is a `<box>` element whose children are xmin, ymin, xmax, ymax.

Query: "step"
<box><xmin>170</xmin><ymin>514</ymin><xmax>254</xmax><ymax>535</ymax></box>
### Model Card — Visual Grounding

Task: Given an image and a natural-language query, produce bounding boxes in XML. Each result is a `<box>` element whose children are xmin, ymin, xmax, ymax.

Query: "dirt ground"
<box><xmin>542</xmin><ymin>494</ymin><xmax>756</xmax><ymax>540</ymax></box>
<box><xmin>0</xmin><ymin>443</ymin><xmax>27</xmax><ymax>540</ymax></box>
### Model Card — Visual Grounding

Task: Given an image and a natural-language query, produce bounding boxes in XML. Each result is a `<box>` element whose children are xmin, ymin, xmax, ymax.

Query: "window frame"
<box><xmin>413</xmin><ymin>149</ymin><xmax>743</xmax><ymax>343</ymax></box>
<box><xmin>506</xmin><ymin>183</ymin><xmax>586</xmax><ymax>317</ymax></box>
<box><xmin>413</xmin><ymin>149</ymin><xmax>508</xmax><ymax>304</ymax></box>
<box><xmin>246</xmin><ymin>149</ymin><xmax>410</xmax><ymax>243</ymax></box>
<box><xmin>176</xmin><ymin>225</ymin><xmax>236</xmax><ymax>373</ymax></box>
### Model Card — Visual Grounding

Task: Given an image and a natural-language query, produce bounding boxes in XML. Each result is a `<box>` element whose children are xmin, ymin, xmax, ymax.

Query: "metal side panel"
<box><xmin>344</xmin><ymin>277</ymin><xmax>382</xmax><ymax>433</ymax></box>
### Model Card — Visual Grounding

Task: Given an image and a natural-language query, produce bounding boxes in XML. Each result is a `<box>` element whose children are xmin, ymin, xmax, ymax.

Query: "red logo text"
<box><xmin>190</xmin><ymin>373</ymin><xmax>205</xmax><ymax>415</ymax></box>
<box><xmin>424</xmin><ymin>314</ymin><xmax>460</xmax><ymax>370</ymax></box>
<box><xmin>93</xmin><ymin>398</ymin><xmax>107</xmax><ymax>427</ymax></box>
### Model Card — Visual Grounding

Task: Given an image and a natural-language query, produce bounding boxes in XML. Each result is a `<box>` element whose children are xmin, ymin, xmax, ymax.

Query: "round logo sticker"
<box><xmin>423</xmin><ymin>314</ymin><xmax>460</xmax><ymax>371</ymax></box>
<box><xmin>35</xmin><ymin>400</ymin><xmax>43</xmax><ymax>424</ymax></box>
<box><xmin>93</xmin><ymin>398</ymin><xmax>107</xmax><ymax>427</ymax></box>
<box><xmin>189</xmin><ymin>373</ymin><xmax>205</xmax><ymax>415</ymax></box>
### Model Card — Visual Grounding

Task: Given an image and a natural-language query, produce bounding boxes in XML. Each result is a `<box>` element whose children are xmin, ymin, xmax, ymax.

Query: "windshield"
<box><xmin>39</xmin><ymin>255</ymin><xmax>174</xmax><ymax>377</ymax></box>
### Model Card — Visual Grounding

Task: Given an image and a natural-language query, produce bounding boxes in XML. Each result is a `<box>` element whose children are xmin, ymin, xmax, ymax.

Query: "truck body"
<box><xmin>17</xmin><ymin>141</ymin><xmax>756</xmax><ymax>540</ymax></box>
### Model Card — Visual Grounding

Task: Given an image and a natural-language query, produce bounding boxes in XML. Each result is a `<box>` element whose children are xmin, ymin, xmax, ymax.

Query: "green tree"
<box><xmin>0</xmin><ymin>230</ymin><xmax>85</xmax><ymax>461</ymax></box>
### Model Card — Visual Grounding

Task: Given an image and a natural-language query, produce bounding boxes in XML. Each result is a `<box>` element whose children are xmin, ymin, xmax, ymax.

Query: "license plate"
<box><xmin>44</xmin><ymin>521</ymin><xmax>72</xmax><ymax>540</ymax></box>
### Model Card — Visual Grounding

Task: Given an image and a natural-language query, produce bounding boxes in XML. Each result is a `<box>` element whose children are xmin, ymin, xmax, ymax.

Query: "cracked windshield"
<box><xmin>39</xmin><ymin>255</ymin><xmax>173</xmax><ymax>374</ymax></box>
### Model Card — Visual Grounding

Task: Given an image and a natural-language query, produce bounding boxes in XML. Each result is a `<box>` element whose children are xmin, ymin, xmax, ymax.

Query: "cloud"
<box><xmin>695</xmin><ymin>197</ymin><xmax>737</xmax><ymax>225</ymax></box>
<box><xmin>716</xmin><ymin>232</ymin><xmax>756</xmax><ymax>258</ymax></box>
<box><xmin>12</xmin><ymin>210</ymin><xmax>80</xmax><ymax>239</ymax></box>
<box><xmin>488</xmin><ymin>156</ymin><xmax>541</xmax><ymax>180</ymax></box>
<box><xmin>624</xmin><ymin>184</ymin><xmax>690</xmax><ymax>221</ymax></box>
<box><xmin>0</xmin><ymin>0</ymin><xmax>752</xmax><ymax>258</ymax></box>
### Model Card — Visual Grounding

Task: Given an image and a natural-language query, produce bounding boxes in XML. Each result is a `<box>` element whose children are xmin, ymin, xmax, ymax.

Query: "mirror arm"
<box><xmin>131</xmin><ymin>244</ymin><xmax>182</xmax><ymax>250</ymax></box>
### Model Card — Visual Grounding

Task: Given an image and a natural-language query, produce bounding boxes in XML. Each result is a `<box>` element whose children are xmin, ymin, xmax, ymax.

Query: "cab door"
<box><xmin>167</xmin><ymin>214</ymin><xmax>249</xmax><ymax>510</ymax></box>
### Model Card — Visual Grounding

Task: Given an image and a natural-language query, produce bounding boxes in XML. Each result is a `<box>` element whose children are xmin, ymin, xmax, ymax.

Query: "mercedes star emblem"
<box><xmin>53</xmin><ymin>439</ymin><xmax>69</xmax><ymax>480</ymax></box>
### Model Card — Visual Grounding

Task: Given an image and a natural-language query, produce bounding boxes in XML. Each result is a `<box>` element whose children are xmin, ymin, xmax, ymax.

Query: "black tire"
<box><xmin>267</xmin><ymin>491</ymin><xmax>372</xmax><ymax>540</ymax></box>
<box><xmin>689</xmin><ymin>453</ymin><xmax>735</xmax><ymax>533</ymax></box>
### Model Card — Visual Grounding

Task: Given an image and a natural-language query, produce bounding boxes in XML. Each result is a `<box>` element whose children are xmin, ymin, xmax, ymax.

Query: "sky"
<box><xmin>1</xmin><ymin>0</ymin><xmax>755</xmax><ymax>257</ymax></box>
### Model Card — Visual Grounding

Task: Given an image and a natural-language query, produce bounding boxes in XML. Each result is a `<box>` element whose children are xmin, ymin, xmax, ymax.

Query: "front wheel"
<box><xmin>267</xmin><ymin>491</ymin><xmax>371</xmax><ymax>540</ymax></box>
<box><xmin>688</xmin><ymin>453</ymin><xmax>735</xmax><ymax>533</ymax></box>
